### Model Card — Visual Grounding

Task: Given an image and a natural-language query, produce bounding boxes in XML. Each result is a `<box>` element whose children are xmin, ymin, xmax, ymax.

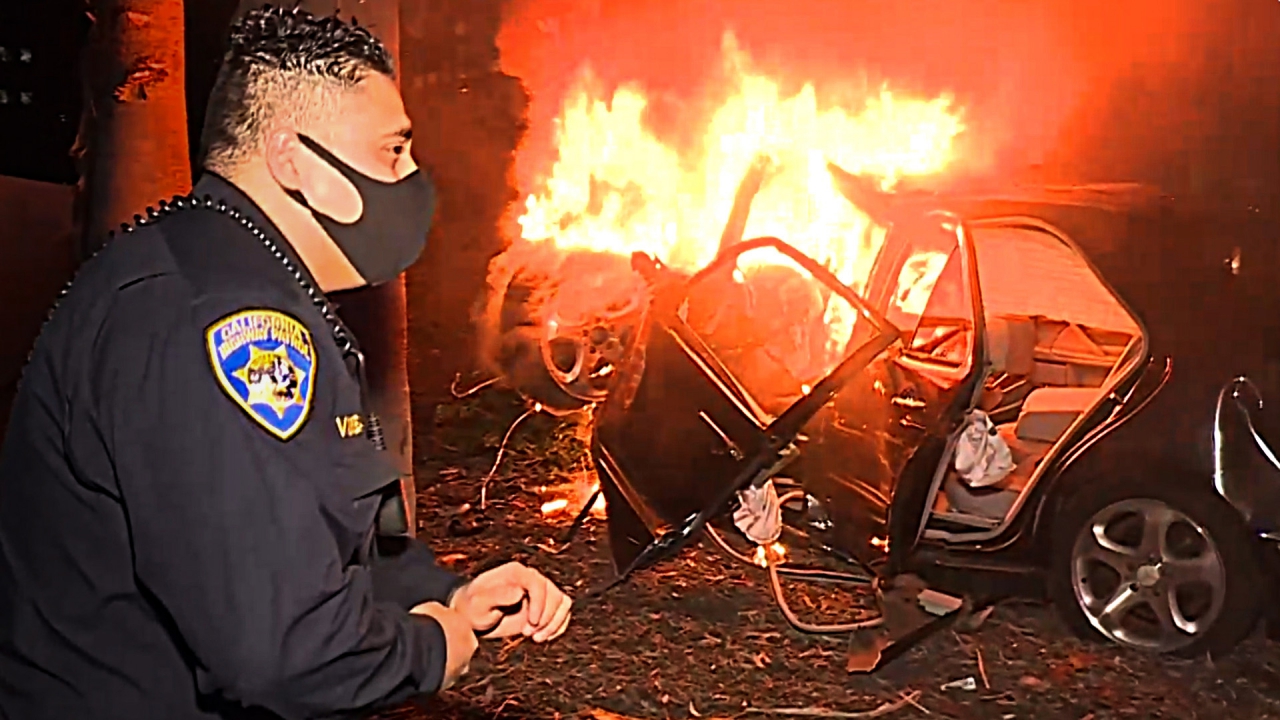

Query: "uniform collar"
<box><xmin>192</xmin><ymin>172</ymin><xmax>324</xmax><ymax>294</ymax></box>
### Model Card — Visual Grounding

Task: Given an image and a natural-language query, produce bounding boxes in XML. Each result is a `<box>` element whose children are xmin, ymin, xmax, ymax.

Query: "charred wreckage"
<box><xmin>488</xmin><ymin>160</ymin><xmax>1279</xmax><ymax>667</ymax></box>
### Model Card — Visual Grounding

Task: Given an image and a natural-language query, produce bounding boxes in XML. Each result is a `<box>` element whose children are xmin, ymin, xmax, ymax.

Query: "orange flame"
<box><xmin>514</xmin><ymin>33</ymin><xmax>965</xmax><ymax>290</ymax></box>
<box><xmin>540</xmin><ymin>498</ymin><xmax>569</xmax><ymax>515</ymax></box>
<box><xmin>539</xmin><ymin>481</ymin><xmax>607</xmax><ymax>520</ymax></box>
<box><xmin>753</xmin><ymin>542</ymin><xmax>789</xmax><ymax>567</ymax></box>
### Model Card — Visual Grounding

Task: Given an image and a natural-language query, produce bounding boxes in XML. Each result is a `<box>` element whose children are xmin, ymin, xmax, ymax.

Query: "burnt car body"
<box><xmin>580</xmin><ymin>168</ymin><xmax>1280</xmax><ymax>658</ymax></box>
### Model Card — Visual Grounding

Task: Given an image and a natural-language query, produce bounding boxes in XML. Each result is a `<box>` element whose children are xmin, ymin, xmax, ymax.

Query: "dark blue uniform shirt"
<box><xmin>0</xmin><ymin>174</ymin><xmax>462</xmax><ymax>719</ymax></box>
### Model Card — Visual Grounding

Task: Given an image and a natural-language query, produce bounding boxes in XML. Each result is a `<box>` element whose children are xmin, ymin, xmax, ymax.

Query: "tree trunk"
<box><xmin>400</xmin><ymin>0</ymin><xmax>528</xmax><ymax>467</ymax></box>
<box><xmin>330</xmin><ymin>0</ymin><xmax>416</xmax><ymax>536</ymax></box>
<box><xmin>79</xmin><ymin>0</ymin><xmax>191</xmax><ymax>258</ymax></box>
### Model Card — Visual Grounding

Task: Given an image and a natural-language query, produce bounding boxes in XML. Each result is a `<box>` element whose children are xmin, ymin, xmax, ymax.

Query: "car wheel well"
<box><xmin>1044</xmin><ymin>469</ymin><xmax>1261</xmax><ymax>658</ymax></box>
<box><xmin>1035</xmin><ymin>451</ymin><xmax>1280</xmax><ymax>641</ymax></box>
<box><xmin>1028</xmin><ymin>450</ymin><xmax>1204</xmax><ymax>562</ymax></box>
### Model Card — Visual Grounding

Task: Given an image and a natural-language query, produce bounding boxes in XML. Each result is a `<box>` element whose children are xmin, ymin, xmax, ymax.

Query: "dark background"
<box><xmin>0</xmin><ymin>0</ymin><xmax>88</xmax><ymax>184</ymax></box>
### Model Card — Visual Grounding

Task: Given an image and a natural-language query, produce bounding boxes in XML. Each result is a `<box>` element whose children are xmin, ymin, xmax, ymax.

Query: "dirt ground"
<box><xmin>378</xmin><ymin>387</ymin><xmax>1280</xmax><ymax>720</ymax></box>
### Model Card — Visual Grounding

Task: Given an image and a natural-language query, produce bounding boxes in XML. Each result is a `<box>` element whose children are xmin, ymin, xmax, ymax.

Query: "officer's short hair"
<box><xmin>200</xmin><ymin>5</ymin><xmax>395</xmax><ymax>175</ymax></box>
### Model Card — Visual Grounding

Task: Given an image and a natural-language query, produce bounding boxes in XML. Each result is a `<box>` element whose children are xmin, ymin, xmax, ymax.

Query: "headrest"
<box><xmin>986</xmin><ymin>316</ymin><xmax>1036</xmax><ymax>376</ymax></box>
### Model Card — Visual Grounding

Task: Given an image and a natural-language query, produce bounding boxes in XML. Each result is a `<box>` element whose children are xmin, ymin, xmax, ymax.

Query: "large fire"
<box><xmin>513</xmin><ymin>33</ymin><xmax>965</xmax><ymax>290</ymax></box>
<box><xmin>512</xmin><ymin>33</ymin><xmax>967</xmax><ymax>519</ymax></box>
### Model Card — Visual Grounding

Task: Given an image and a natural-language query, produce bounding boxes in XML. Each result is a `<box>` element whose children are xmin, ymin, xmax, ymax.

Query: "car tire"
<box><xmin>1046</xmin><ymin>475</ymin><xmax>1261</xmax><ymax>658</ymax></box>
<box><xmin>492</xmin><ymin>277</ymin><xmax>592</xmax><ymax>415</ymax></box>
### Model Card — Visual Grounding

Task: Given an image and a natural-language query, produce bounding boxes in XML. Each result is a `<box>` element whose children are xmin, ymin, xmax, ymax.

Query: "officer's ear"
<box><xmin>264</xmin><ymin>130</ymin><xmax>306</xmax><ymax>191</ymax></box>
<box><xmin>263</xmin><ymin>130</ymin><xmax>362</xmax><ymax>224</ymax></box>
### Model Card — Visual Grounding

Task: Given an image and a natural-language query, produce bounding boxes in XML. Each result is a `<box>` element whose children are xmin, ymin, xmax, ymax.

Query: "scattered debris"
<box><xmin>918</xmin><ymin>589</ymin><xmax>964</xmax><ymax>617</ymax></box>
<box><xmin>446</xmin><ymin>513</ymin><xmax>490</xmax><ymax>537</ymax></box>
<box><xmin>491</xmin><ymin>698</ymin><xmax>516</xmax><ymax>718</ymax></box>
<box><xmin>1019</xmin><ymin>675</ymin><xmax>1045</xmax><ymax>690</ymax></box>
<box><xmin>955</xmin><ymin>604</ymin><xmax>998</xmax><ymax>634</ymax></box>
<box><xmin>496</xmin><ymin>636</ymin><xmax>525</xmax><ymax>663</ymax></box>
<box><xmin>384</xmin><ymin>388</ymin><xmax>1280</xmax><ymax>719</ymax></box>
<box><xmin>940</xmin><ymin>677</ymin><xmax>977</xmax><ymax>692</ymax></box>
<box><xmin>588</xmin><ymin>709</ymin><xmax>638</xmax><ymax>720</ymax></box>
<box><xmin>898</xmin><ymin>692</ymin><xmax>930</xmax><ymax>715</ymax></box>
<box><xmin>536</xmin><ymin>540</ymin><xmax>570</xmax><ymax>555</ymax></box>
<box><xmin>744</xmin><ymin>691</ymin><xmax>922</xmax><ymax>718</ymax></box>
<box><xmin>846</xmin><ymin>633</ymin><xmax>887</xmax><ymax>673</ymax></box>
<box><xmin>976</xmin><ymin>646</ymin><xmax>990</xmax><ymax>690</ymax></box>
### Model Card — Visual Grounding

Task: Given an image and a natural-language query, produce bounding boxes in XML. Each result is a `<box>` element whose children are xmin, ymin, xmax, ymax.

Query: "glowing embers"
<box><xmin>753</xmin><ymin>541</ymin><xmax>788</xmax><ymax>568</ymax></box>
<box><xmin>539</xmin><ymin>479</ymin><xmax>606</xmax><ymax>520</ymax></box>
<box><xmin>540</xmin><ymin>497</ymin><xmax>569</xmax><ymax>515</ymax></box>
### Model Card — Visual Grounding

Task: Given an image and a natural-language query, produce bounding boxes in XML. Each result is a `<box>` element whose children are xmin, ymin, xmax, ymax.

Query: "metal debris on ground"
<box><xmin>940</xmin><ymin>677</ymin><xmax>978</xmax><ymax>692</ymax></box>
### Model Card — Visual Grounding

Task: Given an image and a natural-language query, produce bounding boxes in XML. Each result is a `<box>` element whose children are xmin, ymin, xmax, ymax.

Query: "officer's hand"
<box><xmin>410</xmin><ymin>601</ymin><xmax>477</xmax><ymax>690</ymax></box>
<box><xmin>449</xmin><ymin>562</ymin><xmax>572</xmax><ymax>642</ymax></box>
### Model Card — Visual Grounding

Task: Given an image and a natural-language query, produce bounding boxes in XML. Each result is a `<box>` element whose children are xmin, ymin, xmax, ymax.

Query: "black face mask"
<box><xmin>291</xmin><ymin>134</ymin><xmax>436</xmax><ymax>287</ymax></box>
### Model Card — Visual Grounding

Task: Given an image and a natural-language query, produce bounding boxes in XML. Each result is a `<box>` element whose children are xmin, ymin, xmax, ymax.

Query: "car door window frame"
<box><xmin>675</xmin><ymin>236</ymin><xmax>900</xmax><ymax>415</ymax></box>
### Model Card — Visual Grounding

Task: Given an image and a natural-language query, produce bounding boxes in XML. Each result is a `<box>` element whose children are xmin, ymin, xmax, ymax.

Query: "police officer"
<box><xmin>0</xmin><ymin>7</ymin><xmax>571</xmax><ymax>719</ymax></box>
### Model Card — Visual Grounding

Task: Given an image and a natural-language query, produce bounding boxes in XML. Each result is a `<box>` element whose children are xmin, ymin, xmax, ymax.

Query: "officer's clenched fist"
<box><xmin>449</xmin><ymin>562</ymin><xmax>572</xmax><ymax>642</ymax></box>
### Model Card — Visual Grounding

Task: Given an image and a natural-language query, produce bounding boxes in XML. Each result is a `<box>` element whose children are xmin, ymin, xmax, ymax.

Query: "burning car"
<box><xmin>499</xmin><ymin>160</ymin><xmax>1279</xmax><ymax>661</ymax></box>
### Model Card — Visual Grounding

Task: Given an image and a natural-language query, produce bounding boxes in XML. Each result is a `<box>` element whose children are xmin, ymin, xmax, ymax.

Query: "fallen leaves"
<box><xmin>385</xmin><ymin>388</ymin><xmax>1280</xmax><ymax>719</ymax></box>
<box><xmin>743</xmin><ymin>691</ymin><xmax>922</xmax><ymax>718</ymax></box>
<box><xmin>588</xmin><ymin>709</ymin><xmax>638</xmax><ymax>720</ymax></box>
<box><xmin>589</xmin><ymin>709</ymin><xmax>732</xmax><ymax>720</ymax></box>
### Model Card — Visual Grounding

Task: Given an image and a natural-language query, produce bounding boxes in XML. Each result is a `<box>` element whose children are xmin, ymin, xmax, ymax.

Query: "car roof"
<box><xmin>829</xmin><ymin>165</ymin><xmax>1268</xmax><ymax>329</ymax></box>
<box><xmin>843</xmin><ymin>175</ymin><xmax>1250</xmax><ymax>342</ymax></box>
<box><xmin>896</xmin><ymin>181</ymin><xmax>1169</xmax><ymax>215</ymax></box>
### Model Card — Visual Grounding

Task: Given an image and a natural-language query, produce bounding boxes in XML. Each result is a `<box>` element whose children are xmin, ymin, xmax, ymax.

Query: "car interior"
<box><xmin>927</xmin><ymin>223</ymin><xmax>1147</xmax><ymax>534</ymax></box>
<box><xmin>670</xmin><ymin>222</ymin><xmax>1146</xmax><ymax>541</ymax></box>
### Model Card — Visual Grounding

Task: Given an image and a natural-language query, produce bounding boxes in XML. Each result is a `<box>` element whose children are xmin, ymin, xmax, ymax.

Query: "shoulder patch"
<box><xmin>205</xmin><ymin>309</ymin><xmax>316</xmax><ymax>441</ymax></box>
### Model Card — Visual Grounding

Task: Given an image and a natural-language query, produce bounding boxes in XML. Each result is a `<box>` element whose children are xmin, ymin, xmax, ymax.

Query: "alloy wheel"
<box><xmin>1070</xmin><ymin>498</ymin><xmax>1227</xmax><ymax>653</ymax></box>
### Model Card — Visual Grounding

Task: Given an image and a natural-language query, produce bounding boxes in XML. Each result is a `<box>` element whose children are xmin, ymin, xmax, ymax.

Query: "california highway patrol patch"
<box><xmin>205</xmin><ymin>309</ymin><xmax>316</xmax><ymax>440</ymax></box>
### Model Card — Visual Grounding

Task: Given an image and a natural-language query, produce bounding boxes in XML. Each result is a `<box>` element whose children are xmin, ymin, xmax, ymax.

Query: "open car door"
<box><xmin>844</xmin><ymin>213</ymin><xmax>988</xmax><ymax>569</ymax></box>
<box><xmin>592</xmin><ymin>238</ymin><xmax>901</xmax><ymax>577</ymax></box>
